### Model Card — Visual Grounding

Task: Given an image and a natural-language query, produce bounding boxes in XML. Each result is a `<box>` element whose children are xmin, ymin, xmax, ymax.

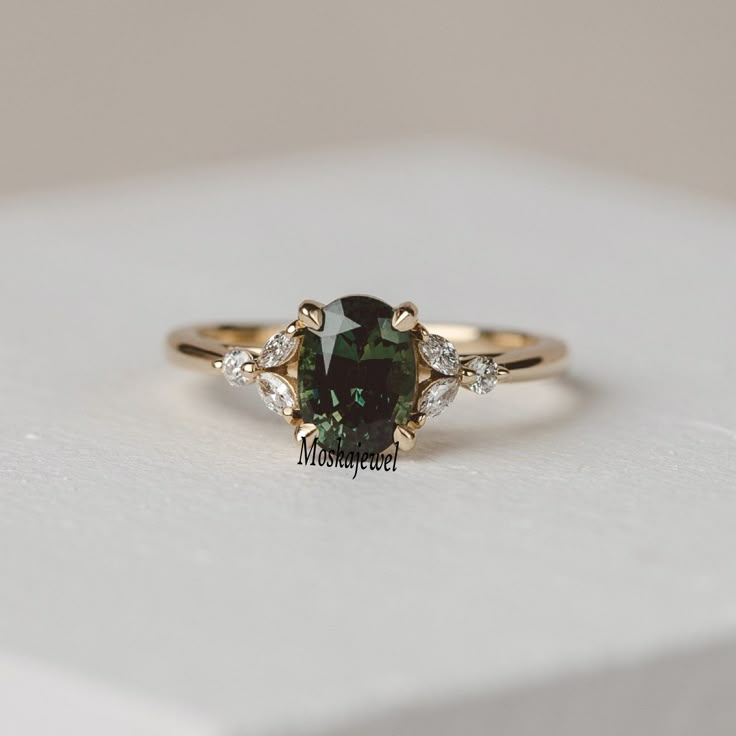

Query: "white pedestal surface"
<box><xmin>1</xmin><ymin>144</ymin><xmax>735</xmax><ymax>735</ymax></box>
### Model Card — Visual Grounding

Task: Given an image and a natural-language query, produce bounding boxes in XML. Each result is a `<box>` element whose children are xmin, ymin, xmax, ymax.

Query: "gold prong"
<box><xmin>393</xmin><ymin>424</ymin><xmax>416</xmax><ymax>451</ymax></box>
<box><xmin>282</xmin><ymin>406</ymin><xmax>302</xmax><ymax>425</ymax></box>
<box><xmin>497</xmin><ymin>365</ymin><xmax>511</xmax><ymax>383</ymax></box>
<box><xmin>414</xmin><ymin>323</ymin><xmax>430</xmax><ymax>341</ymax></box>
<box><xmin>285</xmin><ymin>320</ymin><xmax>301</xmax><ymax>336</ymax></box>
<box><xmin>294</xmin><ymin>422</ymin><xmax>319</xmax><ymax>446</ymax></box>
<box><xmin>460</xmin><ymin>365</ymin><xmax>477</xmax><ymax>387</ymax></box>
<box><xmin>240</xmin><ymin>360</ymin><xmax>259</xmax><ymax>383</ymax></box>
<box><xmin>392</xmin><ymin>302</ymin><xmax>418</xmax><ymax>332</ymax></box>
<box><xmin>298</xmin><ymin>300</ymin><xmax>325</xmax><ymax>331</ymax></box>
<box><xmin>212</xmin><ymin>359</ymin><xmax>223</xmax><ymax>370</ymax></box>
<box><xmin>407</xmin><ymin>412</ymin><xmax>426</xmax><ymax>431</ymax></box>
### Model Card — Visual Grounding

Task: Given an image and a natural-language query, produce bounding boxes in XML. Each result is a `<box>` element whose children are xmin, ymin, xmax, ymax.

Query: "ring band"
<box><xmin>168</xmin><ymin>324</ymin><xmax>567</xmax><ymax>380</ymax></box>
<box><xmin>167</xmin><ymin>295</ymin><xmax>568</xmax><ymax>456</ymax></box>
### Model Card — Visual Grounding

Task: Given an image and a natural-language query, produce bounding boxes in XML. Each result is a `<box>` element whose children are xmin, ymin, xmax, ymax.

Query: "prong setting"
<box><xmin>215</xmin><ymin>296</ymin><xmax>509</xmax><ymax>456</ymax></box>
<box><xmin>414</xmin><ymin>324</ymin><xmax>430</xmax><ymax>342</ymax></box>
<box><xmin>408</xmin><ymin>412</ymin><xmax>427</xmax><ymax>431</ymax></box>
<box><xmin>241</xmin><ymin>360</ymin><xmax>259</xmax><ymax>382</ymax></box>
<box><xmin>393</xmin><ymin>424</ymin><xmax>416</xmax><ymax>451</ymax></box>
<box><xmin>298</xmin><ymin>300</ymin><xmax>325</xmax><ymax>331</ymax></box>
<box><xmin>460</xmin><ymin>365</ymin><xmax>477</xmax><ymax>387</ymax></box>
<box><xmin>294</xmin><ymin>422</ymin><xmax>319</xmax><ymax>447</ymax></box>
<box><xmin>392</xmin><ymin>302</ymin><xmax>418</xmax><ymax>332</ymax></box>
<box><xmin>282</xmin><ymin>406</ymin><xmax>301</xmax><ymax>425</ymax></box>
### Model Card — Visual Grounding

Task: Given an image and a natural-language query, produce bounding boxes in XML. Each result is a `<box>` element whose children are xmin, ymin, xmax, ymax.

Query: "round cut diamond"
<box><xmin>466</xmin><ymin>356</ymin><xmax>499</xmax><ymax>395</ymax></box>
<box><xmin>257</xmin><ymin>373</ymin><xmax>296</xmax><ymax>415</ymax></box>
<box><xmin>221</xmin><ymin>348</ymin><xmax>255</xmax><ymax>386</ymax></box>
<box><xmin>258</xmin><ymin>331</ymin><xmax>298</xmax><ymax>369</ymax></box>
<box><xmin>418</xmin><ymin>377</ymin><xmax>460</xmax><ymax>417</ymax></box>
<box><xmin>419</xmin><ymin>334</ymin><xmax>460</xmax><ymax>376</ymax></box>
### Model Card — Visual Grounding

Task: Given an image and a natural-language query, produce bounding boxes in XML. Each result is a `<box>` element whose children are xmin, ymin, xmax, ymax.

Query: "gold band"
<box><xmin>167</xmin><ymin>323</ymin><xmax>568</xmax><ymax>383</ymax></box>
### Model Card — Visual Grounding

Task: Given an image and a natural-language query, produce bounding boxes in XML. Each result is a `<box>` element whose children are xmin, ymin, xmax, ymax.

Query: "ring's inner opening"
<box><xmin>200</xmin><ymin>324</ymin><xmax>537</xmax><ymax>353</ymax></box>
<box><xmin>201</xmin><ymin>325</ymin><xmax>282</xmax><ymax>345</ymax></box>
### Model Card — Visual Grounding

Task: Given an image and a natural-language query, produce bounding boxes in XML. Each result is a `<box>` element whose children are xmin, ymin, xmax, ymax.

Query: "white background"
<box><xmin>1</xmin><ymin>143</ymin><xmax>735</xmax><ymax>734</ymax></box>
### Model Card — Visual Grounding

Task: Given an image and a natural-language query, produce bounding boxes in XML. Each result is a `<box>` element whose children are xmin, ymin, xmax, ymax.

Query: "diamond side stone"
<box><xmin>418</xmin><ymin>377</ymin><xmax>460</xmax><ymax>417</ymax></box>
<box><xmin>419</xmin><ymin>334</ymin><xmax>460</xmax><ymax>375</ymax></box>
<box><xmin>221</xmin><ymin>348</ymin><xmax>255</xmax><ymax>387</ymax></box>
<box><xmin>258</xmin><ymin>331</ymin><xmax>298</xmax><ymax>369</ymax></box>
<box><xmin>466</xmin><ymin>356</ymin><xmax>499</xmax><ymax>395</ymax></box>
<box><xmin>257</xmin><ymin>373</ymin><xmax>296</xmax><ymax>414</ymax></box>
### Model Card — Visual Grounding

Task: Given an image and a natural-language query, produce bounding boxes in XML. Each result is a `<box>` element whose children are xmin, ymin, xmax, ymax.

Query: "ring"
<box><xmin>167</xmin><ymin>295</ymin><xmax>568</xmax><ymax>457</ymax></box>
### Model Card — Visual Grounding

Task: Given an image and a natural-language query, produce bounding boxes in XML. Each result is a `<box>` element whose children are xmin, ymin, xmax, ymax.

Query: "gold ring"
<box><xmin>167</xmin><ymin>295</ymin><xmax>568</xmax><ymax>456</ymax></box>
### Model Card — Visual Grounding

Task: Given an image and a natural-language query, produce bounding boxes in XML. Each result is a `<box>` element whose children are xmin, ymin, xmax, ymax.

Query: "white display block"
<box><xmin>1</xmin><ymin>144</ymin><xmax>735</xmax><ymax>735</ymax></box>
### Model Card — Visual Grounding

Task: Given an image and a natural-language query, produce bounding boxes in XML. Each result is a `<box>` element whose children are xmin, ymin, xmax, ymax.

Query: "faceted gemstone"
<box><xmin>258</xmin><ymin>330</ymin><xmax>298</xmax><ymax>369</ymax></box>
<box><xmin>221</xmin><ymin>348</ymin><xmax>255</xmax><ymax>386</ymax></box>
<box><xmin>257</xmin><ymin>373</ymin><xmax>296</xmax><ymax>414</ymax></box>
<box><xmin>465</xmin><ymin>356</ymin><xmax>499</xmax><ymax>395</ymax></box>
<box><xmin>419</xmin><ymin>334</ymin><xmax>460</xmax><ymax>375</ymax></box>
<box><xmin>298</xmin><ymin>295</ymin><xmax>416</xmax><ymax>453</ymax></box>
<box><xmin>418</xmin><ymin>377</ymin><xmax>460</xmax><ymax>417</ymax></box>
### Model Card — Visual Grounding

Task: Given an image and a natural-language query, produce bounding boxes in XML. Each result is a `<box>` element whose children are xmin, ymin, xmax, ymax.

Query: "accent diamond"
<box><xmin>257</xmin><ymin>373</ymin><xmax>296</xmax><ymax>415</ymax></box>
<box><xmin>221</xmin><ymin>348</ymin><xmax>255</xmax><ymax>386</ymax></box>
<box><xmin>418</xmin><ymin>377</ymin><xmax>460</xmax><ymax>417</ymax></box>
<box><xmin>419</xmin><ymin>334</ymin><xmax>460</xmax><ymax>375</ymax></box>
<box><xmin>258</xmin><ymin>331</ymin><xmax>298</xmax><ymax>369</ymax></box>
<box><xmin>466</xmin><ymin>356</ymin><xmax>499</xmax><ymax>395</ymax></box>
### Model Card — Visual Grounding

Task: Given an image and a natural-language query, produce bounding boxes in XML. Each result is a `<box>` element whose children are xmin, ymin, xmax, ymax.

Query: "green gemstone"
<box><xmin>298</xmin><ymin>295</ymin><xmax>416</xmax><ymax>453</ymax></box>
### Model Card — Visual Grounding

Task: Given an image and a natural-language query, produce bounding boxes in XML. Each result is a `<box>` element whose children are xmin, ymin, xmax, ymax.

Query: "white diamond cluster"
<box><xmin>419</xmin><ymin>377</ymin><xmax>460</xmax><ymax>417</ymax></box>
<box><xmin>418</xmin><ymin>333</ymin><xmax>461</xmax><ymax>417</ymax></box>
<box><xmin>221</xmin><ymin>329</ymin><xmax>299</xmax><ymax>416</ymax></box>
<box><xmin>256</xmin><ymin>330</ymin><xmax>298</xmax><ymax>414</ymax></box>
<box><xmin>417</xmin><ymin>332</ymin><xmax>500</xmax><ymax>417</ymax></box>
<box><xmin>419</xmin><ymin>334</ymin><xmax>459</xmax><ymax>376</ymax></box>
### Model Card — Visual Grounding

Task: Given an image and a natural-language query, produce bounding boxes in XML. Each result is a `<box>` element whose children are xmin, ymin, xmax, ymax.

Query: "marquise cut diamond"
<box><xmin>418</xmin><ymin>377</ymin><xmax>460</xmax><ymax>417</ymax></box>
<box><xmin>419</xmin><ymin>334</ymin><xmax>460</xmax><ymax>375</ymax></box>
<box><xmin>258</xmin><ymin>331</ymin><xmax>298</xmax><ymax>369</ymax></box>
<box><xmin>257</xmin><ymin>373</ymin><xmax>296</xmax><ymax>415</ymax></box>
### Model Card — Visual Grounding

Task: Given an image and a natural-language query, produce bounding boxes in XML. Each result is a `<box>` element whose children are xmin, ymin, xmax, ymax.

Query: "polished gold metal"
<box><xmin>282</xmin><ymin>406</ymin><xmax>301</xmax><ymax>425</ymax></box>
<box><xmin>408</xmin><ymin>412</ymin><xmax>427</xmax><ymax>431</ymax></box>
<box><xmin>393</xmin><ymin>424</ymin><xmax>417</xmax><ymax>451</ymax></box>
<box><xmin>392</xmin><ymin>301</ymin><xmax>419</xmax><ymax>332</ymax></box>
<box><xmin>241</xmin><ymin>360</ymin><xmax>259</xmax><ymax>382</ymax></box>
<box><xmin>414</xmin><ymin>323</ymin><xmax>430</xmax><ymax>342</ymax></box>
<box><xmin>298</xmin><ymin>300</ymin><xmax>325</xmax><ymax>331</ymax></box>
<box><xmin>295</xmin><ymin>422</ymin><xmax>319</xmax><ymax>447</ymax></box>
<box><xmin>459</xmin><ymin>365</ymin><xmax>478</xmax><ymax>387</ymax></box>
<box><xmin>496</xmin><ymin>365</ymin><xmax>511</xmax><ymax>383</ymax></box>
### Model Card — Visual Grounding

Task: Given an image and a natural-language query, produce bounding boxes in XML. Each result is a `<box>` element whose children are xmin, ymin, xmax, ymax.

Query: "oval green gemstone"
<box><xmin>298</xmin><ymin>295</ymin><xmax>416</xmax><ymax>453</ymax></box>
